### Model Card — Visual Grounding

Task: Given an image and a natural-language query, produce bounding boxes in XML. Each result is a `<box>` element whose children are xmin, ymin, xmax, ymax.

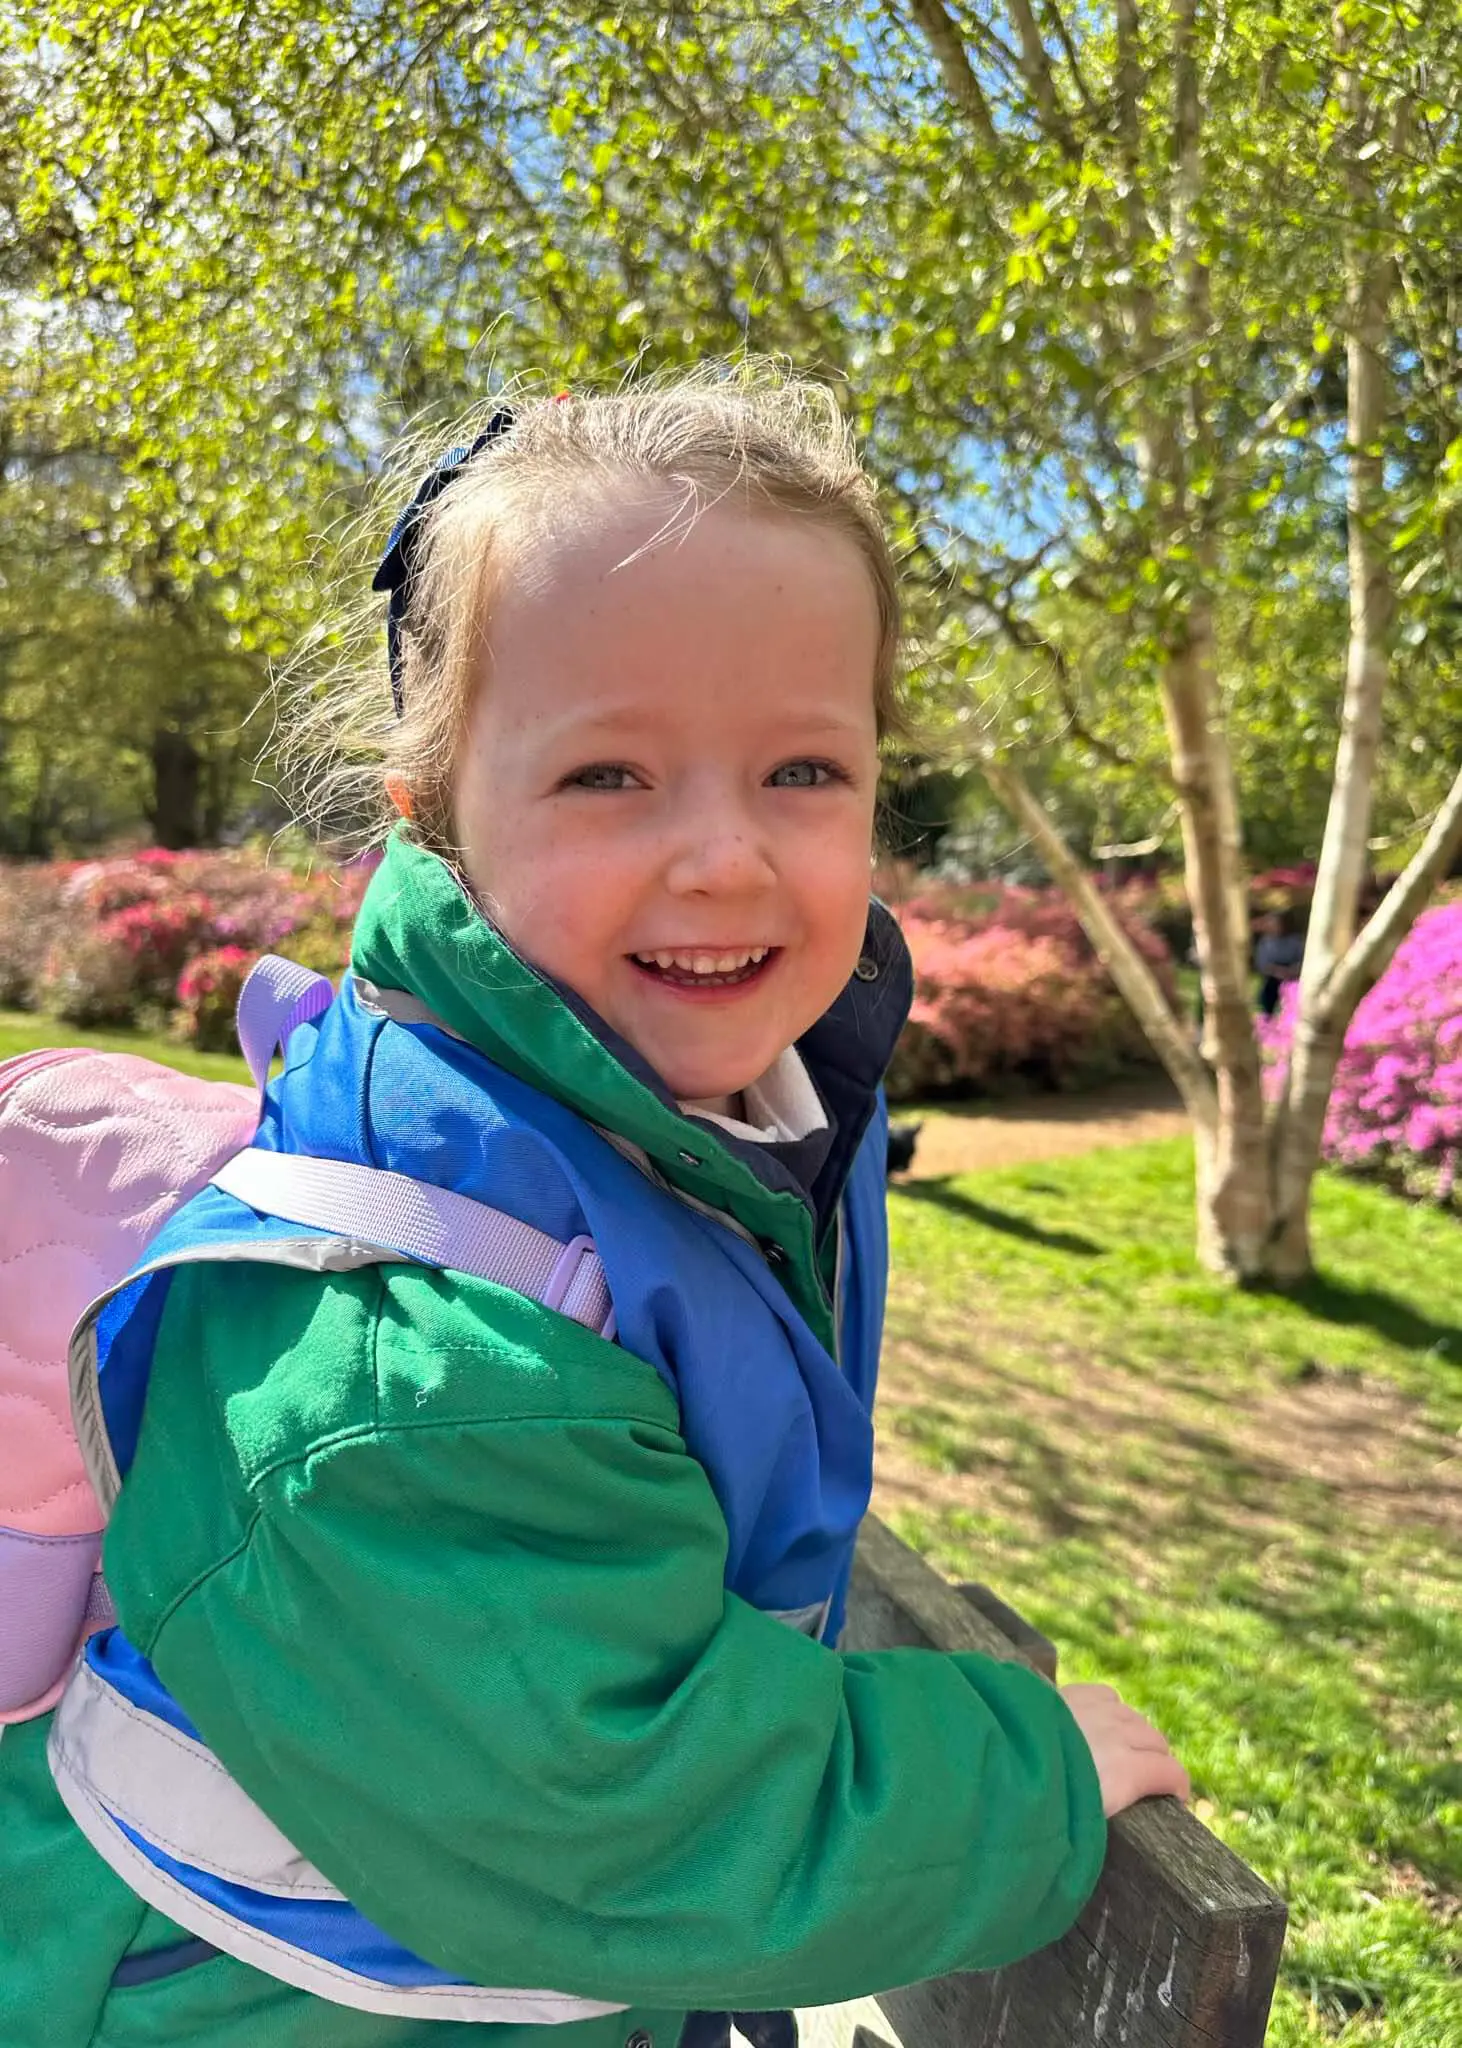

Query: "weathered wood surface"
<box><xmin>954</xmin><ymin>1583</ymin><xmax>1059</xmax><ymax>1682</ymax></box>
<box><xmin>824</xmin><ymin>1517</ymin><xmax>1286</xmax><ymax>2048</ymax></box>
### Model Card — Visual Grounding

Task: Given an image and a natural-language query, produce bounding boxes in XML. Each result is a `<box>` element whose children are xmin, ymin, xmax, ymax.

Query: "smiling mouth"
<box><xmin>630</xmin><ymin>946</ymin><xmax>779</xmax><ymax>990</ymax></box>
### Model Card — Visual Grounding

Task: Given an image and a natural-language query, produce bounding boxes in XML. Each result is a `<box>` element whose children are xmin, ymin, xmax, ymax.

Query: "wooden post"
<box><xmin>831</xmin><ymin>1517</ymin><xmax>1286</xmax><ymax>2048</ymax></box>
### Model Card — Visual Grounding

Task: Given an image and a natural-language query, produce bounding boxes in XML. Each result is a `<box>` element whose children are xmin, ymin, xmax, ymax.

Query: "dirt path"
<box><xmin>892</xmin><ymin>1075</ymin><xmax>1189</xmax><ymax>1176</ymax></box>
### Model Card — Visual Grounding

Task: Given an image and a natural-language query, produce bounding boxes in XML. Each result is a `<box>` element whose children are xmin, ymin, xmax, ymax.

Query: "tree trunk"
<box><xmin>1158</xmin><ymin>598</ymin><xmax>1277</xmax><ymax>1276</ymax></box>
<box><xmin>1265</xmin><ymin>36</ymin><xmax>1397</xmax><ymax>1278</ymax></box>
<box><xmin>976</xmin><ymin>749</ymin><xmax>1216</xmax><ymax>1118</ymax></box>
<box><xmin>1265</xmin><ymin>1010</ymin><xmax>1345</xmax><ymax>1280</ymax></box>
<box><xmin>1156</xmin><ymin>2</ymin><xmax>1276</xmax><ymax>1278</ymax></box>
<box><xmin>148</xmin><ymin>724</ymin><xmax>204</xmax><ymax>849</ymax></box>
<box><xmin>200</xmin><ymin>742</ymin><xmax>234</xmax><ymax>846</ymax></box>
<box><xmin>1270</xmin><ymin>761</ymin><xmax>1462</xmax><ymax>1276</ymax></box>
<box><xmin>1299</xmin><ymin>57</ymin><xmax>1394</xmax><ymax>997</ymax></box>
<box><xmin>1193</xmin><ymin>1118</ymin><xmax>1268</xmax><ymax>1279</ymax></box>
<box><xmin>21</xmin><ymin>757</ymin><xmax>57</xmax><ymax>859</ymax></box>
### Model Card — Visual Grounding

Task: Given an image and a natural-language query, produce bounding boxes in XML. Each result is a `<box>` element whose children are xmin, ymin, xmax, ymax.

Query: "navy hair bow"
<box><xmin>371</xmin><ymin>406</ymin><xmax>515</xmax><ymax>716</ymax></box>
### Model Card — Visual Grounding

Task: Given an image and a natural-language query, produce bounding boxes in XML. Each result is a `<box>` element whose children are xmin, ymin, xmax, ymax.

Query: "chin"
<box><xmin>660</xmin><ymin>1054</ymin><xmax>771</xmax><ymax>1104</ymax></box>
<box><xmin>666</xmin><ymin>1072</ymin><xmax>757</xmax><ymax>1105</ymax></box>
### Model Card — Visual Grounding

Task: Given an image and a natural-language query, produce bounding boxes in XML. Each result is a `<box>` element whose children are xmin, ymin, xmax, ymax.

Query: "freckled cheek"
<box><xmin>505</xmin><ymin>841</ymin><xmax>648</xmax><ymax>994</ymax></box>
<box><xmin>790</xmin><ymin>828</ymin><xmax>874</xmax><ymax>947</ymax></box>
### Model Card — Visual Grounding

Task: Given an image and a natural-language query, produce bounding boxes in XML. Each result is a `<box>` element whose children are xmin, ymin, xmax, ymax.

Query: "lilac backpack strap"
<box><xmin>216</xmin><ymin>960</ymin><xmax>615</xmax><ymax>1339</ymax></box>
<box><xmin>235</xmin><ymin>955</ymin><xmax>334</xmax><ymax>1091</ymax></box>
<box><xmin>211</xmin><ymin>1150</ymin><xmax>613</xmax><ymax>1337</ymax></box>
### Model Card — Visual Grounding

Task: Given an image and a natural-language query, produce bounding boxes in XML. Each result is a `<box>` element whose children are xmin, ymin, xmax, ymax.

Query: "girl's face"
<box><xmin>453</xmin><ymin>491</ymin><xmax>882</xmax><ymax>1107</ymax></box>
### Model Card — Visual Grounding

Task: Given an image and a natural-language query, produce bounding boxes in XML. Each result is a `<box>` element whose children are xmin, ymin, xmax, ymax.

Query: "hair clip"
<box><xmin>371</xmin><ymin>406</ymin><xmax>515</xmax><ymax>716</ymax></box>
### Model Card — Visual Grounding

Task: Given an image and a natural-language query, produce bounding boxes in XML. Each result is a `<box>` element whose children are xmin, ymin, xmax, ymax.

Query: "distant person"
<box><xmin>1</xmin><ymin>373</ymin><xmax>1186</xmax><ymax>2047</ymax></box>
<box><xmin>1254</xmin><ymin>908</ymin><xmax>1305</xmax><ymax>1017</ymax></box>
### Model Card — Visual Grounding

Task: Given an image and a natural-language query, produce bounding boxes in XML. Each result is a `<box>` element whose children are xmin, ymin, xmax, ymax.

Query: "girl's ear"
<box><xmin>385</xmin><ymin>777</ymin><xmax>415</xmax><ymax>820</ymax></box>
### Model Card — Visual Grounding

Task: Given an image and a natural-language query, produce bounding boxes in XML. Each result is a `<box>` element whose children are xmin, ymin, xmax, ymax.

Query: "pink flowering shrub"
<box><xmin>34</xmin><ymin>928</ymin><xmax>143</xmax><ymax>1026</ymax></box>
<box><xmin>1261</xmin><ymin>901</ymin><xmax>1462</xmax><ymax>1209</ymax></box>
<box><xmin>4</xmin><ymin>846</ymin><xmax>371</xmax><ymax>1029</ymax></box>
<box><xmin>100</xmin><ymin>891</ymin><xmax>221</xmax><ymax>1008</ymax></box>
<box><xmin>0</xmin><ymin>863</ymin><xmax>71</xmax><ymax>1008</ymax></box>
<box><xmin>176</xmin><ymin>947</ymin><xmax>259</xmax><ymax>1052</ymax></box>
<box><xmin>1250</xmin><ymin>862</ymin><xmax>1317</xmax><ymax>909</ymax></box>
<box><xmin>13</xmin><ymin>841</ymin><xmax>1175</xmax><ymax>1096</ymax></box>
<box><xmin>885</xmin><ymin>886</ymin><xmax>1176</xmax><ymax>1102</ymax></box>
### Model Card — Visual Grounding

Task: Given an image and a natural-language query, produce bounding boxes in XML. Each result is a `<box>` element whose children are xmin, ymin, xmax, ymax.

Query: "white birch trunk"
<box><xmin>1267</xmin><ymin>44</ymin><xmax>1396</xmax><ymax>1278</ymax></box>
<box><xmin>1157</xmin><ymin>0</ymin><xmax>1274</xmax><ymax>1277</ymax></box>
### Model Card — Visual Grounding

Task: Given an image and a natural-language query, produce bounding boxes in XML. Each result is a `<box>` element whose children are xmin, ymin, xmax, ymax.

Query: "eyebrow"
<box><xmin>539</xmin><ymin>706</ymin><xmax>872</xmax><ymax>743</ymax></box>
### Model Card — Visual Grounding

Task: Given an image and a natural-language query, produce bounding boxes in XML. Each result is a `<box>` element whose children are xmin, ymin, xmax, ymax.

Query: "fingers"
<box><xmin>1061</xmin><ymin>1682</ymin><xmax>1120</xmax><ymax>1707</ymax></box>
<box><xmin>1118</xmin><ymin>1714</ymin><xmax>1176</xmax><ymax>1756</ymax></box>
<box><xmin>1101</xmin><ymin>1753</ymin><xmax>1192</xmax><ymax>1818</ymax></box>
<box><xmin>1144</xmin><ymin>1753</ymin><xmax>1193</xmax><ymax>1804</ymax></box>
<box><xmin>1059</xmin><ymin>1680</ymin><xmax>1191</xmax><ymax>1816</ymax></box>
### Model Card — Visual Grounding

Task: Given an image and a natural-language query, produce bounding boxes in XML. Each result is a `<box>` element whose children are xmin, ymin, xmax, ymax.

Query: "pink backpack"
<box><xmin>0</xmin><ymin>958</ymin><xmax>612</xmax><ymax>1725</ymax></box>
<box><xmin>0</xmin><ymin>1049</ymin><xmax>257</xmax><ymax>1721</ymax></box>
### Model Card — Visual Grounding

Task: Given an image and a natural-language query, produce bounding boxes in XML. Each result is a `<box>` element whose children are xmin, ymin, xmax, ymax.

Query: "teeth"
<box><xmin>633</xmin><ymin>946</ymin><xmax>772</xmax><ymax>975</ymax></box>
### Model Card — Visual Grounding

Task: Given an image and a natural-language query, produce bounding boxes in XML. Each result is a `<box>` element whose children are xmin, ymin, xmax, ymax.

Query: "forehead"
<box><xmin>481</xmin><ymin>486</ymin><xmax>880</xmax><ymax>730</ymax></box>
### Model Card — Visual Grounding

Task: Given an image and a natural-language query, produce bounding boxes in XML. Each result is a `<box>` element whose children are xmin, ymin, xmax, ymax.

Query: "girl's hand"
<box><xmin>1059</xmin><ymin>1682</ymin><xmax>1191</xmax><ymax>1817</ymax></box>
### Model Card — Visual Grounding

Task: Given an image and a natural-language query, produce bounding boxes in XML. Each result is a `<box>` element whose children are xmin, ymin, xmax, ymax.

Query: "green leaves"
<box><xmin>4</xmin><ymin>0</ymin><xmax>1461</xmax><ymax>861</ymax></box>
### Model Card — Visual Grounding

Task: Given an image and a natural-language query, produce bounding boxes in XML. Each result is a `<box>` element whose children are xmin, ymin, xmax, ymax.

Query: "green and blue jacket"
<box><xmin>0</xmin><ymin>836</ymin><xmax>1105</xmax><ymax>2048</ymax></box>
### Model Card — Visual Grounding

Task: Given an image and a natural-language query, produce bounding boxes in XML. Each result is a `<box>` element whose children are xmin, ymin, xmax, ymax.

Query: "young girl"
<box><xmin>0</xmin><ymin>373</ymin><xmax>1187</xmax><ymax>2047</ymax></box>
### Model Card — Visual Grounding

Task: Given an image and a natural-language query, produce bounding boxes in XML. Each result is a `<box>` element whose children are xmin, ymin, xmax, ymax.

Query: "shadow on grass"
<box><xmin>1265</xmin><ymin>1272</ymin><xmax>1462</xmax><ymax>1363</ymax></box>
<box><xmin>878</xmin><ymin>1324</ymin><xmax>1462</xmax><ymax>1553</ymax></box>
<box><xmin>896</xmin><ymin>1176</ymin><xmax>1104</xmax><ymax>1256</ymax></box>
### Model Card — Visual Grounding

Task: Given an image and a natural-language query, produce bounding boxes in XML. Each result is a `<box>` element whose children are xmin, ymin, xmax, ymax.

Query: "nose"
<box><xmin>663</xmin><ymin>789</ymin><xmax>777</xmax><ymax>899</ymax></box>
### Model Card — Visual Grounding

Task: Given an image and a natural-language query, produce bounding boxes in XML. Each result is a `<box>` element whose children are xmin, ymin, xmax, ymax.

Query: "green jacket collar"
<box><xmin>350</xmin><ymin>833</ymin><xmax>910</xmax><ymax>1343</ymax></box>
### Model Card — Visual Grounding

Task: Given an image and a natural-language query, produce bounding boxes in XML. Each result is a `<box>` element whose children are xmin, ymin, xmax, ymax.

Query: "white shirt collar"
<box><xmin>680</xmin><ymin>1046</ymin><xmax>828</xmax><ymax>1146</ymax></box>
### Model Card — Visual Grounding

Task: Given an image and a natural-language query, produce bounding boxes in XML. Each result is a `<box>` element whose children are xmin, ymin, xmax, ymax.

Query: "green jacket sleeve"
<box><xmin>109</xmin><ymin>1259</ymin><xmax>1105</xmax><ymax>2011</ymax></box>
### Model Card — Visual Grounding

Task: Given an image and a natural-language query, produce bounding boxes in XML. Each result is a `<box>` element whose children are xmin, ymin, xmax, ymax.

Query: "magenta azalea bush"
<box><xmin>1261</xmin><ymin>900</ymin><xmax>1462</xmax><ymax>1210</ymax></box>
<box><xmin>100</xmin><ymin>892</ymin><xmax>221</xmax><ymax>1008</ymax></box>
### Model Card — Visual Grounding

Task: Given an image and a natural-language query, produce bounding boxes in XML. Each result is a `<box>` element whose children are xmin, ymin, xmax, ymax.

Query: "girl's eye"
<box><xmin>563</xmin><ymin>763</ymin><xmax>641</xmax><ymax>792</ymax></box>
<box><xmin>768</xmin><ymin>759</ymin><xmax>847</xmax><ymax>789</ymax></box>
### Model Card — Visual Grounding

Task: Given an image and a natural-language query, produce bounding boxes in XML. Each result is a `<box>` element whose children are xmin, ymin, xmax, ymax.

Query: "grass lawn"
<box><xmin>883</xmin><ymin>1143</ymin><xmax>1460</xmax><ymax>2047</ymax></box>
<box><xmin>0</xmin><ymin>1009</ymin><xmax>249</xmax><ymax>1083</ymax></box>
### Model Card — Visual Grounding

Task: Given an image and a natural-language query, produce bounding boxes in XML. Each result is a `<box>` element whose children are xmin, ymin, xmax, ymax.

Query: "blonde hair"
<box><xmin>280</xmin><ymin>364</ymin><xmax>906</xmax><ymax>852</ymax></box>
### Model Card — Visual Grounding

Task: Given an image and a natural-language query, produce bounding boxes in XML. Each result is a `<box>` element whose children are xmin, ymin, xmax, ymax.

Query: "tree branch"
<box><xmin>1004</xmin><ymin>0</ymin><xmax>1080</xmax><ymax>155</ymax></box>
<box><xmin>1228</xmin><ymin>353</ymin><xmax>1330</xmax><ymax>473</ymax></box>
<box><xmin>903</xmin><ymin>0</ymin><xmax>1000</xmax><ymax>148</ymax></box>
<box><xmin>976</xmin><ymin>746</ymin><xmax>1217</xmax><ymax>1121</ymax></box>
<box><xmin>975</xmin><ymin>576</ymin><xmax>1167</xmax><ymax>779</ymax></box>
<box><xmin>1091</xmin><ymin>801</ymin><xmax>1180</xmax><ymax>860</ymax></box>
<box><xmin>1112</xmin><ymin>0</ymin><xmax>1159</xmax><ymax>371</ymax></box>
<box><xmin>1037</xmin><ymin>0</ymin><xmax>1099</xmax><ymax>120</ymax></box>
<box><xmin>892</xmin><ymin>493</ymin><xmax>1167</xmax><ymax>781</ymax></box>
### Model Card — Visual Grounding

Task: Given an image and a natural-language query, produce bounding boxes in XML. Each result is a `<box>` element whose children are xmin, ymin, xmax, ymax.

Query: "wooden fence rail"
<box><xmin>802</xmin><ymin>1517</ymin><xmax>1287</xmax><ymax>2048</ymax></box>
